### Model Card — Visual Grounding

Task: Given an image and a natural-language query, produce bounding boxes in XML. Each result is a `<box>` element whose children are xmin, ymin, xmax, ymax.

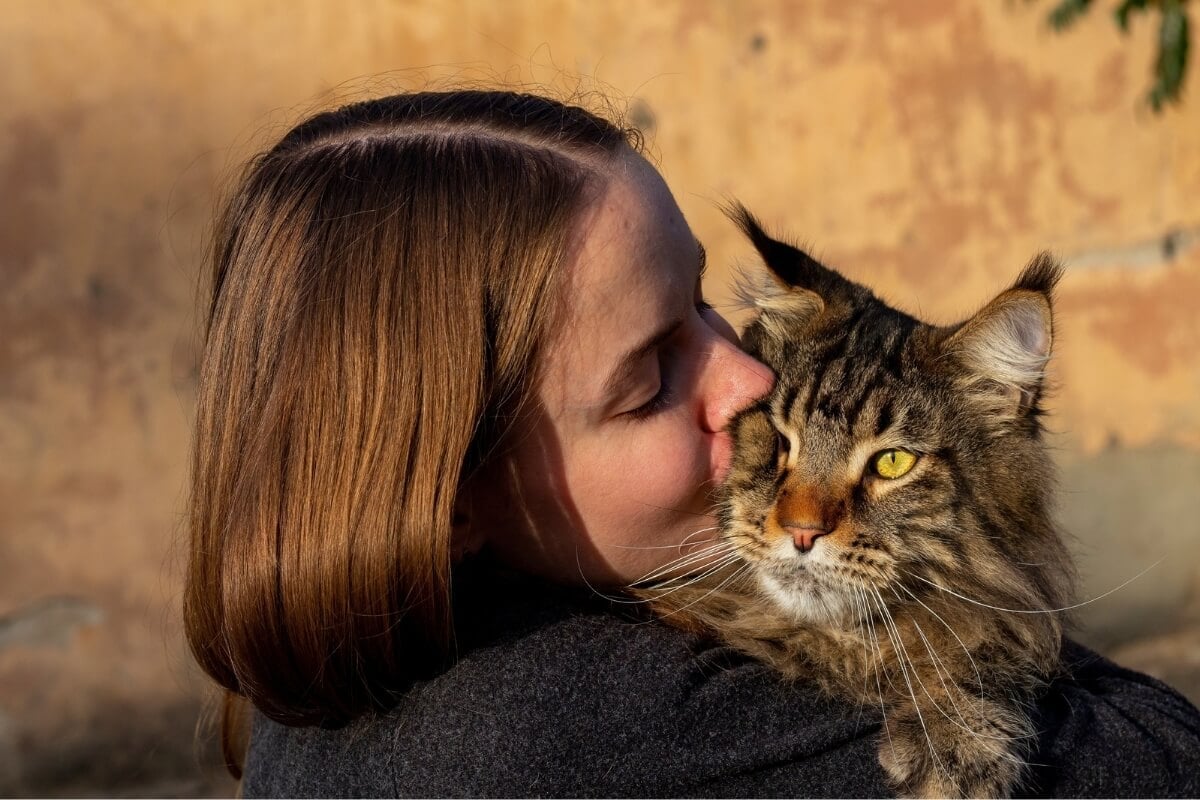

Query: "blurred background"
<box><xmin>2</xmin><ymin>0</ymin><xmax>1197</xmax><ymax>795</ymax></box>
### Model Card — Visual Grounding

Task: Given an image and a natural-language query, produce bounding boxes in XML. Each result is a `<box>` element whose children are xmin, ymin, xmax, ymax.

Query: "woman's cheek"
<box><xmin>590</xmin><ymin>416</ymin><xmax>711</xmax><ymax>513</ymax></box>
<box><xmin>656</xmin><ymin>418</ymin><xmax>714</xmax><ymax>498</ymax></box>
<box><xmin>652</xmin><ymin>410</ymin><xmax>725</xmax><ymax>490</ymax></box>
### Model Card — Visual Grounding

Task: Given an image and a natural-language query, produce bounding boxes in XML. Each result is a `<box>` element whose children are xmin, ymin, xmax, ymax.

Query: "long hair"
<box><xmin>184</xmin><ymin>90</ymin><xmax>636</xmax><ymax>774</ymax></box>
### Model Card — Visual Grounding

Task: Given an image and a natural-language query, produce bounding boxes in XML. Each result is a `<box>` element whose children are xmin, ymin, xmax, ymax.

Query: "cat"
<box><xmin>646</xmin><ymin>205</ymin><xmax>1076</xmax><ymax>798</ymax></box>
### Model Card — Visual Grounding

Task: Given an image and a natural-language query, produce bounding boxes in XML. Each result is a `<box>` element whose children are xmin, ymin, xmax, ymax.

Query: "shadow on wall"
<box><xmin>1063</xmin><ymin>442</ymin><xmax>1200</xmax><ymax>647</ymax></box>
<box><xmin>0</xmin><ymin>692</ymin><xmax>235</xmax><ymax>798</ymax></box>
<box><xmin>1061</xmin><ymin>442</ymin><xmax>1200</xmax><ymax>704</ymax></box>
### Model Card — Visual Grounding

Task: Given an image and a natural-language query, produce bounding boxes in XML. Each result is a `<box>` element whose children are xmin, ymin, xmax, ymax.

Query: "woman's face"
<box><xmin>468</xmin><ymin>150</ymin><xmax>775</xmax><ymax>586</ymax></box>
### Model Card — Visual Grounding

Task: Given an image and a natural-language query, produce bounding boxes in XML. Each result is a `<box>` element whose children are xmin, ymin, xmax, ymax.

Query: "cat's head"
<box><xmin>723</xmin><ymin>205</ymin><xmax>1072</xmax><ymax>629</ymax></box>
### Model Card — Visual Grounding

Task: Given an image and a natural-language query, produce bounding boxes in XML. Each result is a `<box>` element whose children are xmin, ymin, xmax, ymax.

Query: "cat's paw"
<box><xmin>877</xmin><ymin>719</ymin><xmax>944</xmax><ymax>798</ymax></box>
<box><xmin>878</xmin><ymin>705</ymin><xmax>1026</xmax><ymax>798</ymax></box>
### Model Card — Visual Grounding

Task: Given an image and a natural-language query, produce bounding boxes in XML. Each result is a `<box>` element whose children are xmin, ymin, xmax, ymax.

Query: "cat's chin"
<box><xmin>756</xmin><ymin>570</ymin><xmax>861</xmax><ymax>627</ymax></box>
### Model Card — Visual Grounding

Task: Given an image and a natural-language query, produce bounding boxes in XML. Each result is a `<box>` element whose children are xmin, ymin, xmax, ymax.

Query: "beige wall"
<box><xmin>2</xmin><ymin>1</ymin><xmax>1197</xmax><ymax>794</ymax></box>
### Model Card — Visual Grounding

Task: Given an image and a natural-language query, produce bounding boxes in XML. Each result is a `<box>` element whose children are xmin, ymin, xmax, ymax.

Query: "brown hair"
<box><xmin>184</xmin><ymin>91</ymin><xmax>636</xmax><ymax>772</ymax></box>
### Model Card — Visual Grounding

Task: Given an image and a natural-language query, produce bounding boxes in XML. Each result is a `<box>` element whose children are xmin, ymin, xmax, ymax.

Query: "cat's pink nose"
<box><xmin>786</xmin><ymin>526</ymin><xmax>829</xmax><ymax>553</ymax></box>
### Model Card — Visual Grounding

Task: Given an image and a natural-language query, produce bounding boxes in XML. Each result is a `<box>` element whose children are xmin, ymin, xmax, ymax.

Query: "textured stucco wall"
<box><xmin>2</xmin><ymin>1</ymin><xmax>1197</xmax><ymax>794</ymax></box>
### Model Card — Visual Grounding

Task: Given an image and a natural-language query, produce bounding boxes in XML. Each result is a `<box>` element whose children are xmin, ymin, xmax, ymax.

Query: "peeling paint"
<box><xmin>0</xmin><ymin>597</ymin><xmax>103</xmax><ymax>650</ymax></box>
<box><xmin>1065</xmin><ymin>225</ymin><xmax>1200</xmax><ymax>270</ymax></box>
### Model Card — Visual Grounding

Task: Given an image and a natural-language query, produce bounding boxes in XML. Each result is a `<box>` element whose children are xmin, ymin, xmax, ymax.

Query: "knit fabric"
<box><xmin>243</xmin><ymin>571</ymin><xmax>1200</xmax><ymax>798</ymax></box>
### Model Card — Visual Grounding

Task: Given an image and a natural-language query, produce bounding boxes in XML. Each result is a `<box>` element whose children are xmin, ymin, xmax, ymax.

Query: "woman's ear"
<box><xmin>450</xmin><ymin>486</ymin><xmax>486</xmax><ymax>563</ymax></box>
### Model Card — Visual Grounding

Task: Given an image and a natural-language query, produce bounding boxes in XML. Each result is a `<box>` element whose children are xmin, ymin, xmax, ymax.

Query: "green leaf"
<box><xmin>1047</xmin><ymin>0</ymin><xmax>1093</xmax><ymax>31</ymax></box>
<box><xmin>1149</xmin><ymin>0</ymin><xmax>1189</xmax><ymax>111</ymax></box>
<box><xmin>1114</xmin><ymin>0</ymin><xmax>1150</xmax><ymax>32</ymax></box>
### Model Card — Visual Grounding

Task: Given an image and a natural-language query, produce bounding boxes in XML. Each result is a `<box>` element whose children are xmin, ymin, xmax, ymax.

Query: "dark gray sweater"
<box><xmin>244</xmin><ymin>571</ymin><xmax>1200</xmax><ymax>797</ymax></box>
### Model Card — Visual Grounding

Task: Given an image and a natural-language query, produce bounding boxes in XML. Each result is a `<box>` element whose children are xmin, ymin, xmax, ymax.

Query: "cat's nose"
<box><xmin>784</xmin><ymin>526</ymin><xmax>829</xmax><ymax>553</ymax></box>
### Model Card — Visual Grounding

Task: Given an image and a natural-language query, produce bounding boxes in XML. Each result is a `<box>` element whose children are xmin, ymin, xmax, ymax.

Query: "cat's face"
<box><xmin>722</xmin><ymin>207</ymin><xmax>1067</xmax><ymax>626</ymax></box>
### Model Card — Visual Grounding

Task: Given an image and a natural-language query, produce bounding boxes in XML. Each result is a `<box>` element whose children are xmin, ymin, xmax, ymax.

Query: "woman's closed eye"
<box><xmin>623</xmin><ymin>300</ymin><xmax>712</xmax><ymax>422</ymax></box>
<box><xmin>624</xmin><ymin>370</ymin><xmax>674</xmax><ymax>420</ymax></box>
<box><xmin>623</xmin><ymin>338</ymin><xmax>677</xmax><ymax>421</ymax></box>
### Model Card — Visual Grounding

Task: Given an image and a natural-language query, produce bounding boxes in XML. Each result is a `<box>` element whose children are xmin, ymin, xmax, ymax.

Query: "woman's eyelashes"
<box><xmin>623</xmin><ymin>345</ymin><xmax>674</xmax><ymax>421</ymax></box>
<box><xmin>623</xmin><ymin>300</ymin><xmax>712</xmax><ymax>422</ymax></box>
<box><xmin>624</xmin><ymin>376</ymin><xmax>673</xmax><ymax>420</ymax></box>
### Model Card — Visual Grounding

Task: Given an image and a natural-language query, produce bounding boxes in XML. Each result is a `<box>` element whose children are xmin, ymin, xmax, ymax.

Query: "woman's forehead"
<box><xmin>572</xmin><ymin>153</ymin><xmax>695</xmax><ymax>302</ymax></box>
<box><xmin>541</xmin><ymin>155</ymin><xmax>699</xmax><ymax>408</ymax></box>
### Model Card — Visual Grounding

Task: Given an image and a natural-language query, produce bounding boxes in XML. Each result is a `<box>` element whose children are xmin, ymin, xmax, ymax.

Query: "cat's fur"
<box><xmin>648</xmin><ymin>206</ymin><xmax>1076</xmax><ymax>798</ymax></box>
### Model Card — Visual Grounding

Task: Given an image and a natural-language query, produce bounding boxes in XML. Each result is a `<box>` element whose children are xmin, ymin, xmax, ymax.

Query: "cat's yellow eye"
<box><xmin>873</xmin><ymin>449</ymin><xmax>917</xmax><ymax>479</ymax></box>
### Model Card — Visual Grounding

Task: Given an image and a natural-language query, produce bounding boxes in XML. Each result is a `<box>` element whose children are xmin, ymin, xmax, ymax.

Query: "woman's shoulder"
<box><xmin>437</xmin><ymin>570</ymin><xmax>887</xmax><ymax>793</ymax></box>
<box><xmin>1023</xmin><ymin>639</ymin><xmax>1200</xmax><ymax>797</ymax></box>
<box><xmin>243</xmin><ymin>572</ymin><xmax>888</xmax><ymax>797</ymax></box>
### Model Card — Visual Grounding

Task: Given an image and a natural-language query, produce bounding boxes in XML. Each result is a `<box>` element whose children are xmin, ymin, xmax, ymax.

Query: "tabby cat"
<box><xmin>648</xmin><ymin>206</ymin><xmax>1075</xmax><ymax>798</ymax></box>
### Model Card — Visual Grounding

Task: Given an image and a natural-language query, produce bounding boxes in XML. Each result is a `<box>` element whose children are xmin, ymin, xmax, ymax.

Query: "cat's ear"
<box><xmin>944</xmin><ymin>253</ymin><xmax>1062</xmax><ymax>417</ymax></box>
<box><xmin>726</xmin><ymin>203</ymin><xmax>836</xmax><ymax>324</ymax></box>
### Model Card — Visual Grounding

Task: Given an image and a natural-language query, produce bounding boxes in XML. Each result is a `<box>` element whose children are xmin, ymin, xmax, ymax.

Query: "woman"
<box><xmin>185</xmin><ymin>90</ymin><xmax>1200</xmax><ymax>796</ymax></box>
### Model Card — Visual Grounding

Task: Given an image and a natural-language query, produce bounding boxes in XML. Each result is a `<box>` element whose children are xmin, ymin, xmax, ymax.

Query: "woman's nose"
<box><xmin>699</xmin><ymin>324</ymin><xmax>775</xmax><ymax>434</ymax></box>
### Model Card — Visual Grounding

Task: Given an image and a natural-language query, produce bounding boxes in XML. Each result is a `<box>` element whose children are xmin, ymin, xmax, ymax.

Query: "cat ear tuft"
<box><xmin>725</xmin><ymin>202</ymin><xmax>836</xmax><ymax>293</ymax></box>
<box><xmin>1012</xmin><ymin>251</ymin><xmax>1063</xmax><ymax>296</ymax></box>
<box><xmin>725</xmin><ymin>201</ymin><xmax>849</xmax><ymax>325</ymax></box>
<box><xmin>946</xmin><ymin>254</ymin><xmax>1061</xmax><ymax>417</ymax></box>
<box><xmin>727</xmin><ymin>203</ymin><xmax>799</xmax><ymax>287</ymax></box>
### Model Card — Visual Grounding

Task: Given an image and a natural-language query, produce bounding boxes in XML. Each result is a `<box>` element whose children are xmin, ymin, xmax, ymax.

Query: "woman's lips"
<box><xmin>710</xmin><ymin>429</ymin><xmax>734</xmax><ymax>484</ymax></box>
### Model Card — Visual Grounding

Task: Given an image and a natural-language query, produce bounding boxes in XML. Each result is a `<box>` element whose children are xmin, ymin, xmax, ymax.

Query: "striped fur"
<box><xmin>648</xmin><ymin>208</ymin><xmax>1075</xmax><ymax>798</ymax></box>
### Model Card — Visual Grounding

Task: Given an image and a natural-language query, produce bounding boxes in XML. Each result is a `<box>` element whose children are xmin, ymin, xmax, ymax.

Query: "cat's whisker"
<box><xmin>605</xmin><ymin>527</ymin><xmax>720</xmax><ymax>551</ymax></box>
<box><xmin>856</xmin><ymin>586</ymin><xmax>899</xmax><ymax>765</ymax></box>
<box><xmin>571</xmin><ymin>541</ymin><xmax>660</xmax><ymax>606</ymax></box>
<box><xmin>575</xmin><ymin>557</ymin><xmax>638</xmax><ymax>605</ymax></box>
<box><xmin>678</xmin><ymin>526</ymin><xmax>722</xmax><ymax>549</ymax></box>
<box><xmin>580</xmin><ymin>581</ymin><xmax>651</xmax><ymax>607</ymax></box>
<box><xmin>644</xmin><ymin>571</ymin><xmax>735</xmax><ymax>596</ymax></box>
<box><xmin>879</xmin><ymin>589</ymin><xmax>1029</xmax><ymax>773</ymax></box>
<box><xmin>633</xmin><ymin>548</ymin><xmax>740</xmax><ymax>590</ymax></box>
<box><xmin>877</xmin><ymin>590</ymin><xmax>964</xmax><ymax>737</ymax></box>
<box><xmin>650</xmin><ymin>563</ymin><xmax>753</xmax><ymax>624</ymax></box>
<box><xmin>849</xmin><ymin>589</ymin><xmax>873</xmax><ymax>732</ymax></box>
<box><xmin>643</xmin><ymin>563</ymin><xmax>744</xmax><ymax>599</ymax></box>
<box><xmin>574</xmin><ymin>543</ymin><xmax>739</xmax><ymax>607</ymax></box>
<box><xmin>667</xmin><ymin>536</ymin><xmax>733</xmax><ymax>561</ymax></box>
<box><xmin>635</xmin><ymin>553</ymin><xmax>747</xmax><ymax>601</ymax></box>
<box><xmin>902</xmin><ymin>609</ymin><xmax>965</xmax><ymax>717</ymax></box>
<box><xmin>857</xmin><ymin>585</ymin><xmax>902</xmax><ymax>699</ymax></box>
<box><xmin>898</xmin><ymin>599</ymin><xmax>1028</xmax><ymax>748</ymax></box>
<box><xmin>870</xmin><ymin>587</ymin><xmax>950</xmax><ymax>784</ymax></box>
<box><xmin>894</xmin><ymin>582</ymin><xmax>985</xmax><ymax>697</ymax></box>
<box><xmin>904</xmin><ymin>558</ymin><xmax>1163</xmax><ymax>615</ymax></box>
<box><xmin>629</xmin><ymin>541</ymin><xmax>736</xmax><ymax>586</ymax></box>
<box><xmin>864</xmin><ymin>587</ymin><xmax>926</xmax><ymax>777</ymax></box>
<box><xmin>854</xmin><ymin>587</ymin><xmax>892</xmax><ymax>695</ymax></box>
